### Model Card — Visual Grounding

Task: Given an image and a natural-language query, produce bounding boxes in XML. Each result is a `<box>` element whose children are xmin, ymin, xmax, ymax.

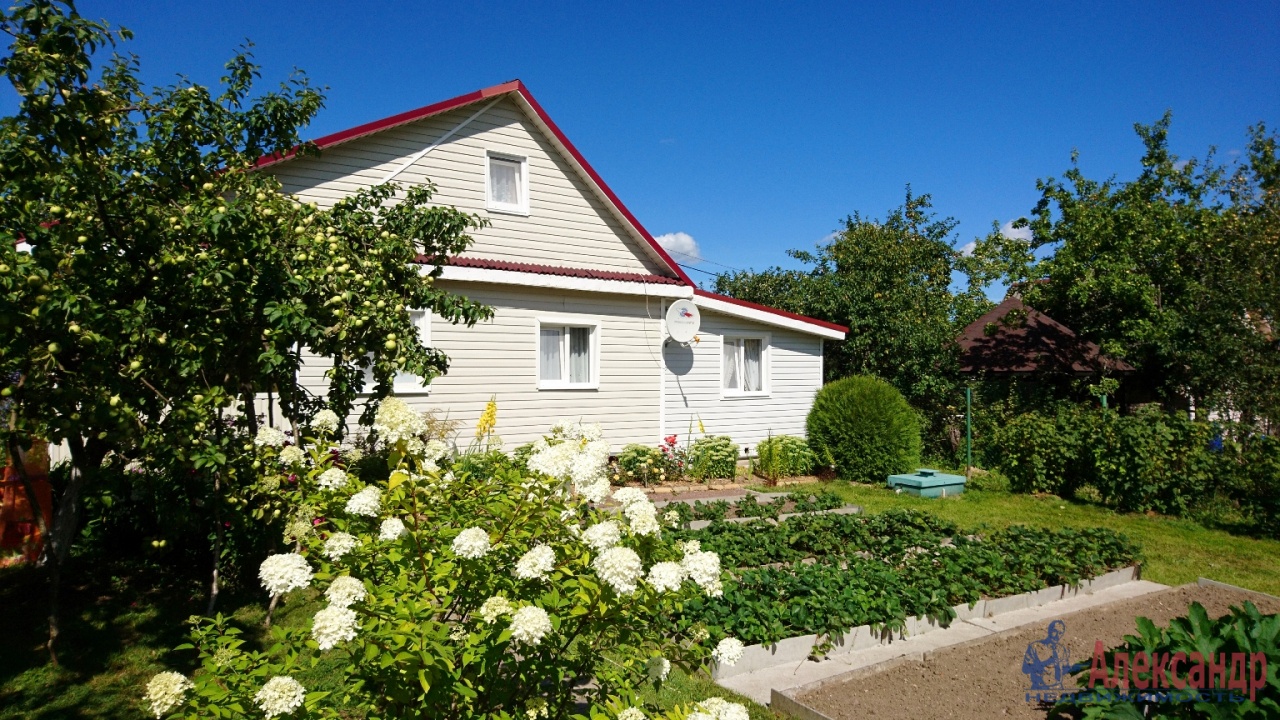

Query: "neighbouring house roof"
<box><xmin>258</xmin><ymin>80</ymin><xmax>848</xmax><ymax>340</ymax></box>
<box><xmin>957</xmin><ymin>296</ymin><xmax>1134</xmax><ymax>376</ymax></box>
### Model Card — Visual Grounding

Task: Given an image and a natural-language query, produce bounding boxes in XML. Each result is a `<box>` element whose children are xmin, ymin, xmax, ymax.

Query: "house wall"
<box><xmin>663</xmin><ymin>309</ymin><xmax>824</xmax><ymax>452</ymax></box>
<box><xmin>267</xmin><ymin>97</ymin><xmax>670</xmax><ymax>276</ymax></box>
<box><xmin>297</xmin><ymin>282</ymin><xmax>667</xmax><ymax>450</ymax></box>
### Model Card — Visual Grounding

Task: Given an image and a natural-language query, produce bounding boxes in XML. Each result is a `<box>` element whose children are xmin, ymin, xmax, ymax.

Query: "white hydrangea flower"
<box><xmin>144</xmin><ymin>671</ymin><xmax>193</xmax><ymax>718</ymax></box>
<box><xmin>646</xmin><ymin>561</ymin><xmax>686</xmax><ymax>593</ymax></box>
<box><xmin>373</xmin><ymin>397</ymin><xmax>427</xmax><ymax>454</ymax></box>
<box><xmin>695</xmin><ymin>697</ymin><xmax>750</xmax><ymax>720</ymax></box>
<box><xmin>687</xmin><ymin>713</ymin><xmax>713</xmax><ymax>720</ymax></box>
<box><xmin>581</xmin><ymin>520</ymin><xmax>621</xmax><ymax>553</ymax></box>
<box><xmin>625</xmin><ymin>501</ymin><xmax>662</xmax><ymax>537</ymax></box>
<box><xmin>664</xmin><ymin>509</ymin><xmax>682</xmax><ymax>526</ymax></box>
<box><xmin>618</xmin><ymin>709</ymin><xmax>647</xmax><ymax>720</ymax></box>
<box><xmin>681</xmin><ymin>549</ymin><xmax>723</xmax><ymax>597</ymax></box>
<box><xmin>343</xmin><ymin>446</ymin><xmax>364</xmax><ymax>464</ymax></box>
<box><xmin>691</xmin><ymin>626</ymin><xmax>710</xmax><ymax>643</ymax></box>
<box><xmin>311</xmin><ymin>409</ymin><xmax>340</xmax><ymax>435</ymax></box>
<box><xmin>325</xmin><ymin>575</ymin><xmax>367</xmax><ymax>607</ymax></box>
<box><xmin>254</xmin><ymin>425</ymin><xmax>287</xmax><ymax>448</ymax></box>
<box><xmin>680</xmin><ymin>539</ymin><xmax>702</xmax><ymax>554</ymax></box>
<box><xmin>345</xmin><ymin>486</ymin><xmax>382</xmax><ymax>516</ymax></box>
<box><xmin>508</xmin><ymin>605</ymin><xmax>552</xmax><ymax>647</ymax></box>
<box><xmin>526</xmin><ymin>421</ymin><xmax>611</xmax><ymax>500</ymax></box>
<box><xmin>323</xmin><ymin>532</ymin><xmax>359</xmax><ymax>560</ymax></box>
<box><xmin>478</xmin><ymin>595</ymin><xmax>514</xmax><ymax>624</ymax></box>
<box><xmin>576</xmin><ymin>477</ymin><xmax>611</xmax><ymax>504</ymax></box>
<box><xmin>592</xmin><ymin>546</ymin><xmax>643</xmax><ymax>595</ymax></box>
<box><xmin>254</xmin><ymin>676</ymin><xmax>306</xmax><ymax>719</ymax></box>
<box><xmin>316</xmin><ymin>467</ymin><xmax>348</xmax><ymax>490</ymax></box>
<box><xmin>258</xmin><ymin>553</ymin><xmax>313</xmax><ymax>596</ymax></box>
<box><xmin>646</xmin><ymin>655</ymin><xmax>670</xmax><ymax>683</ymax></box>
<box><xmin>278</xmin><ymin>445</ymin><xmax>306</xmax><ymax>466</ymax></box>
<box><xmin>378</xmin><ymin>517</ymin><xmax>406</xmax><ymax>541</ymax></box>
<box><xmin>312</xmin><ymin>605</ymin><xmax>359</xmax><ymax>650</ymax></box>
<box><xmin>514</xmin><ymin>544</ymin><xmax>556</xmax><ymax>581</ymax></box>
<box><xmin>452</xmin><ymin>527</ymin><xmax>491</xmax><ymax>559</ymax></box>
<box><xmin>711</xmin><ymin>637</ymin><xmax>745</xmax><ymax>667</ymax></box>
<box><xmin>612</xmin><ymin>487</ymin><xmax>649</xmax><ymax>509</ymax></box>
<box><xmin>423</xmin><ymin>438</ymin><xmax>449</xmax><ymax>461</ymax></box>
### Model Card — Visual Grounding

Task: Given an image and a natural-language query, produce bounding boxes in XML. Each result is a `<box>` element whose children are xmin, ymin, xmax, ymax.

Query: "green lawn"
<box><xmin>4</xmin><ymin>484</ymin><xmax>1274</xmax><ymax>720</ymax></box>
<box><xmin>817</xmin><ymin>481</ymin><xmax>1280</xmax><ymax>597</ymax></box>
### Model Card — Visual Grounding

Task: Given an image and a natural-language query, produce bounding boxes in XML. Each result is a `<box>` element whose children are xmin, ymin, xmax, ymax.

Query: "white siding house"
<box><xmin>260</xmin><ymin>81</ymin><xmax>846</xmax><ymax>452</ymax></box>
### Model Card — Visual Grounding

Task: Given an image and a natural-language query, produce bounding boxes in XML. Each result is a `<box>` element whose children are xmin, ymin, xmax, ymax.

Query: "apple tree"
<box><xmin>0</xmin><ymin>0</ymin><xmax>491</xmax><ymax>661</ymax></box>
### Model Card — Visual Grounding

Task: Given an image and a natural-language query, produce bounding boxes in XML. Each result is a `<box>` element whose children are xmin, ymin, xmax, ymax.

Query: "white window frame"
<box><xmin>536</xmin><ymin>317</ymin><xmax>600</xmax><ymax>390</ymax></box>
<box><xmin>485</xmin><ymin>151</ymin><xmax>529</xmax><ymax>216</ymax></box>
<box><xmin>360</xmin><ymin>310</ymin><xmax>433</xmax><ymax>395</ymax></box>
<box><xmin>720</xmin><ymin>333</ymin><xmax>770</xmax><ymax>398</ymax></box>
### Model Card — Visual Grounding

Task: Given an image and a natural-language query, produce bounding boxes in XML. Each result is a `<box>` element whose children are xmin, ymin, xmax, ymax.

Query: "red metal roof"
<box><xmin>693</xmin><ymin>289</ymin><xmax>850</xmax><ymax>334</ymax></box>
<box><xmin>423</xmin><ymin>255</ymin><xmax>685</xmax><ymax>285</ymax></box>
<box><xmin>257</xmin><ymin>81</ymin><xmax>850</xmax><ymax>336</ymax></box>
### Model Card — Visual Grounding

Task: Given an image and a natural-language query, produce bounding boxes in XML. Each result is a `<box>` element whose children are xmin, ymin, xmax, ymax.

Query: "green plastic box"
<box><xmin>886</xmin><ymin>468</ymin><xmax>967</xmax><ymax>497</ymax></box>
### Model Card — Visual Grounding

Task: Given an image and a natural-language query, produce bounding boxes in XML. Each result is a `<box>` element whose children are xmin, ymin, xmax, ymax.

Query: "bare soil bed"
<box><xmin>797</xmin><ymin>584</ymin><xmax>1280</xmax><ymax>720</ymax></box>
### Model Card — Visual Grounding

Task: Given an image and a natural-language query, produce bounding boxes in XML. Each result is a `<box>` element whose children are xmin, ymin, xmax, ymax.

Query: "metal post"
<box><xmin>1100</xmin><ymin>394</ymin><xmax>1108</xmax><ymax>409</ymax></box>
<box><xmin>965</xmin><ymin>386</ymin><xmax>972</xmax><ymax>474</ymax></box>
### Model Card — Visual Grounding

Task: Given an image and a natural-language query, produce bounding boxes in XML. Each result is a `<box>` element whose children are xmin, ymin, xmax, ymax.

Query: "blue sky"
<box><xmin>6</xmin><ymin>1</ymin><xmax>1279</xmax><ymax>288</ymax></box>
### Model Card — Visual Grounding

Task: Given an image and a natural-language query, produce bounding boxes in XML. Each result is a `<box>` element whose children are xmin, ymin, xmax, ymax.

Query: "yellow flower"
<box><xmin>697</xmin><ymin>418</ymin><xmax>705</xmax><ymax>434</ymax></box>
<box><xmin>476</xmin><ymin>396</ymin><xmax>498</xmax><ymax>439</ymax></box>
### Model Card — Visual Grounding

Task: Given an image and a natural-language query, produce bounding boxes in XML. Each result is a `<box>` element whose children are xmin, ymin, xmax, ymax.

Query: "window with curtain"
<box><xmin>539</xmin><ymin>323</ymin><xmax>596</xmax><ymax>388</ymax></box>
<box><xmin>723</xmin><ymin>336</ymin><xmax>766</xmax><ymax>394</ymax></box>
<box><xmin>487</xmin><ymin>153</ymin><xmax>527</xmax><ymax>213</ymax></box>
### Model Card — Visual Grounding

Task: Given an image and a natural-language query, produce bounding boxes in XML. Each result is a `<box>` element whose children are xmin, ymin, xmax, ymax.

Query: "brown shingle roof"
<box><xmin>957</xmin><ymin>297</ymin><xmax>1134</xmax><ymax>376</ymax></box>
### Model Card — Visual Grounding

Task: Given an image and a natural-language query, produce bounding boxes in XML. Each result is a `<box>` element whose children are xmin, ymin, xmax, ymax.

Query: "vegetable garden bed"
<box><xmin>673</xmin><ymin>508</ymin><xmax>1143</xmax><ymax>653</ymax></box>
<box><xmin>659</xmin><ymin>490</ymin><xmax>848</xmax><ymax>523</ymax></box>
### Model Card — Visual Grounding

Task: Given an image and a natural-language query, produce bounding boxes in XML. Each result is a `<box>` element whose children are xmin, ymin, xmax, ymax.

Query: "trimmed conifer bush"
<box><xmin>806</xmin><ymin>375</ymin><xmax>922</xmax><ymax>483</ymax></box>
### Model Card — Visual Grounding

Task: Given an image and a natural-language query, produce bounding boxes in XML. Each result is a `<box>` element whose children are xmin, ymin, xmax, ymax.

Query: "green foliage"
<box><xmin>677</xmin><ymin>509</ymin><xmax>1141</xmax><ymax>646</ymax></box>
<box><xmin>974</xmin><ymin>114</ymin><xmax>1280</xmax><ymax>425</ymax></box>
<box><xmin>807</xmin><ymin>375</ymin><xmax>922</xmax><ymax>483</ymax></box>
<box><xmin>617</xmin><ymin>443</ymin><xmax>676</xmax><ymax>485</ymax></box>
<box><xmin>787</xmin><ymin>490</ymin><xmax>845</xmax><ymax>513</ymax></box>
<box><xmin>1059</xmin><ymin>601</ymin><xmax>1280</xmax><ymax>718</ymax></box>
<box><xmin>713</xmin><ymin>190</ymin><xmax>996</xmax><ymax>447</ymax></box>
<box><xmin>992</xmin><ymin>406</ymin><xmax>1280</xmax><ymax>534</ymax></box>
<box><xmin>687</xmin><ymin>436</ymin><xmax>738</xmax><ymax>480</ymax></box>
<box><xmin>964</xmin><ymin>468</ymin><xmax>1010</xmax><ymax>493</ymax></box>
<box><xmin>164</xmin><ymin>414</ymin><xmax>726</xmax><ymax>719</ymax></box>
<box><xmin>754</xmin><ymin>435</ymin><xmax>816</xmax><ymax>482</ymax></box>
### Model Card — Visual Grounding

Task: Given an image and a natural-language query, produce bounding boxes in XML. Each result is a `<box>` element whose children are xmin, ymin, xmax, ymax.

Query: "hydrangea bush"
<box><xmin>153</xmin><ymin>400</ymin><xmax>747</xmax><ymax>719</ymax></box>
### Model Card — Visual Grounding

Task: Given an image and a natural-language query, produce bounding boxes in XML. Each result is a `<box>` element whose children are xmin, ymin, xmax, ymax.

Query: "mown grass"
<box><xmin>817</xmin><ymin>481</ymin><xmax>1280</xmax><ymax>597</ymax></box>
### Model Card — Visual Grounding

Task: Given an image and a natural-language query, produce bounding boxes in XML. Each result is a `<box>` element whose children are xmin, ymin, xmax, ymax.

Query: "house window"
<box><xmin>723</xmin><ymin>336</ymin><xmax>767</xmax><ymax>395</ymax></box>
<box><xmin>363</xmin><ymin>310</ymin><xmax>432</xmax><ymax>394</ymax></box>
<box><xmin>486</xmin><ymin>152</ymin><xmax>528</xmax><ymax>215</ymax></box>
<box><xmin>538</xmin><ymin>322</ymin><xmax>598</xmax><ymax>389</ymax></box>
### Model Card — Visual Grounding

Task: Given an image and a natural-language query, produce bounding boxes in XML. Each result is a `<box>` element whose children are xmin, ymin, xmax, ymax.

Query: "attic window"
<box><xmin>487</xmin><ymin>152</ymin><xmax>528</xmax><ymax>215</ymax></box>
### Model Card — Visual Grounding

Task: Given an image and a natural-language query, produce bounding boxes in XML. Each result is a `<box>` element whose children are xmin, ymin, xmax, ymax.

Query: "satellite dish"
<box><xmin>665</xmin><ymin>300</ymin><xmax>701</xmax><ymax>344</ymax></box>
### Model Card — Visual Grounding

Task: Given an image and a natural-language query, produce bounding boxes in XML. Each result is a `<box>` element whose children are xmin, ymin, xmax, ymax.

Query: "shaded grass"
<box><xmin>822</xmin><ymin>481</ymin><xmax>1280</xmax><ymax>597</ymax></box>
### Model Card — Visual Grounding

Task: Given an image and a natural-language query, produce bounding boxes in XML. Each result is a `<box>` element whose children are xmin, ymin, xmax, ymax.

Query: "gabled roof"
<box><xmin>258</xmin><ymin>81</ymin><xmax>847</xmax><ymax>340</ymax></box>
<box><xmin>957</xmin><ymin>297</ymin><xmax>1133</xmax><ymax>376</ymax></box>
<box><xmin>256</xmin><ymin>80</ymin><xmax>693</xmax><ymax>286</ymax></box>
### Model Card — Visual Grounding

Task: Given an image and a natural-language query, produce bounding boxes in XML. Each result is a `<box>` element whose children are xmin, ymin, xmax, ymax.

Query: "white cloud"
<box><xmin>1000</xmin><ymin>220</ymin><xmax>1032</xmax><ymax>241</ymax></box>
<box><xmin>958</xmin><ymin>241</ymin><xmax>976</xmax><ymax>257</ymax></box>
<box><xmin>654</xmin><ymin>231</ymin><xmax>702</xmax><ymax>264</ymax></box>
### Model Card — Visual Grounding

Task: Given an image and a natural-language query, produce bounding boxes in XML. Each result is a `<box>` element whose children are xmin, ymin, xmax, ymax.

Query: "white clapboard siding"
<box><xmin>296</xmin><ymin>282</ymin><xmax>666</xmax><ymax>450</ymax></box>
<box><xmin>267</xmin><ymin>97</ymin><xmax>670</xmax><ymax>276</ymax></box>
<box><xmin>663</xmin><ymin>310</ymin><xmax>823</xmax><ymax>452</ymax></box>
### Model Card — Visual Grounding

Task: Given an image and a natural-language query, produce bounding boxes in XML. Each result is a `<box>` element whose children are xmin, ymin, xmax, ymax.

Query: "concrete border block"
<box><xmin>712</xmin><ymin>633</ymin><xmax>819</xmax><ymax>679</ymax></box>
<box><xmin>952</xmin><ymin>599</ymin><xmax>986</xmax><ymax>622</ymax></box>
<box><xmin>1197</xmin><ymin>577</ymin><xmax>1280</xmax><ymax>601</ymax></box>
<box><xmin>1030</xmin><ymin>584</ymin><xmax>1069</xmax><ymax>607</ymax></box>
<box><xmin>771</xmin><ymin>689</ymin><xmax>839</xmax><ymax>720</ymax></box>
<box><xmin>984</xmin><ymin>592</ymin><xmax>1030</xmax><ymax>616</ymax></box>
<box><xmin>1087</xmin><ymin>566</ymin><xmax>1139</xmax><ymax>593</ymax></box>
<box><xmin>826</xmin><ymin>624</ymin><xmax>889</xmax><ymax>655</ymax></box>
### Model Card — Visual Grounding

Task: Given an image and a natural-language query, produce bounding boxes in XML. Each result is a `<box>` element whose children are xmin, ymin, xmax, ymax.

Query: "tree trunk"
<box><xmin>206</xmin><ymin>472</ymin><xmax>223</xmax><ymax>615</ymax></box>
<box><xmin>38</xmin><ymin>435</ymin><xmax>100</xmax><ymax>665</ymax></box>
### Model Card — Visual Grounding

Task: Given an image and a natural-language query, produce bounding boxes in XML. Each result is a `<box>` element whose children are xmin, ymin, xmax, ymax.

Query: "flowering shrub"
<box><xmin>687</xmin><ymin>436</ymin><xmax>740</xmax><ymax>481</ymax></box>
<box><xmin>753</xmin><ymin>435</ymin><xmax>816</xmax><ymax>483</ymax></box>
<box><xmin>154</xmin><ymin>402</ymin><xmax>745</xmax><ymax>719</ymax></box>
<box><xmin>615</xmin><ymin>443</ymin><xmax>676</xmax><ymax>485</ymax></box>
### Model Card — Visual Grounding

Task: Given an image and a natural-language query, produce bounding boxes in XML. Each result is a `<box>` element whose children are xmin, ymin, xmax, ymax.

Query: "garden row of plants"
<box><xmin>662</xmin><ymin>490</ymin><xmax>845</xmax><ymax>523</ymax></box>
<box><xmin>674</xmin><ymin>509</ymin><xmax>1142</xmax><ymax>646</ymax></box>
<box><xmin>991</xmin><ymin>404</ymin><xmax>1280</xmax><ymax>536</ymax></box>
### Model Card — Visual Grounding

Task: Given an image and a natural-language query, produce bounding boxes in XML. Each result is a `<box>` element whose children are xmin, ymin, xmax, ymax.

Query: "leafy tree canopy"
<box><xmin>973</xmin><ymin>114</ymin><xmax>1279</xmax><ymax>422</ymax></box>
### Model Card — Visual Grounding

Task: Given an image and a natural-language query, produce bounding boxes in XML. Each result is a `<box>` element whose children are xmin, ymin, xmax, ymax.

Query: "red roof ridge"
<box><xmin>253</xmin><ymin>79</ymin><xmax>693</xmax><ymax>286</ymax></box>
<box><xmin>417</xmin><ymin>254</ymin><xmax>686</xmax><ymax>285</ymax></box>
<box><xmin>693</xmin><ymin>288</ymin><xmax>850</xmax><ymax>334</ymax></box>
